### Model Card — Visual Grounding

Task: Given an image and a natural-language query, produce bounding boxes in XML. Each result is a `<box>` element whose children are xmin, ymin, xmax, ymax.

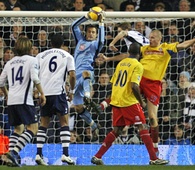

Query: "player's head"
<box><xmin>117</xmin><ymin>22</ymin><xmax>131</xmax><ymax>32</ymax></box>
<box><xmin>128</xmin><ymin>42</ymin><xmax>141</xmax><ymax>59</ymax></box>
<box><xmin>50</xmin><ymin>33</ymin><xmax>64</xmax><ymax>48</ymax></box>
<box><xmin>15</xmin><ymin>36</ymin><xmax>32</xmax><ymax>56</ymax></box>
<box><xmin>85</xmin><ymin>24</ymin><xmax>98</xmax><ymax>41</ymax></box>
<box><xmin>149</xmin><ymin>29</ymin><xmax>162</xmax><ymax>47</ymax></box>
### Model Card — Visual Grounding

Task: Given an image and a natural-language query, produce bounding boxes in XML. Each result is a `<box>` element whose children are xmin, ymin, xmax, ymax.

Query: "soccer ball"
<box><xmin>88</xmin><ymin>6</ymin><xmax>103</xmax><ymax>21</ymax></box>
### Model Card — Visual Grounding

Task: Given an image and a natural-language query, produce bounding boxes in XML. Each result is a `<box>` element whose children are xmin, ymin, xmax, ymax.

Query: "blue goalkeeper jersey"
<box><xmin>71</xmin><ymin>16</ymin><xmax>105</xmax><ymax>76</ymax></box>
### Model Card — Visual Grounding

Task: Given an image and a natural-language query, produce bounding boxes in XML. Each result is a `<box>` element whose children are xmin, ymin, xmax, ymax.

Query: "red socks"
<box><xmin>140</xmin><ymin>129</ymin><xmax>158</xmax><ymax>160</ymax></box>
<box><xmin>95</xmin><ymin>131</ymin><xmax>118</xmax><ymax>158</ymax></box>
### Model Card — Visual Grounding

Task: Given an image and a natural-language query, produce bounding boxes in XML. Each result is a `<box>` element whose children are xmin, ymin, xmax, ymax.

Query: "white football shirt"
<box><xmin>36</xmin><ymin>48</ymin><xmax>75</xmax><ymax>96</ymax></box>
<box><xmin>125</xmin><ymin>30</ymin><xmax>149</xmax><ymax>48</ymax></box>
<box><xmin>0</xmin><ymin>55</ymin><xmax>40</xmax><ymax>106</ymax></box>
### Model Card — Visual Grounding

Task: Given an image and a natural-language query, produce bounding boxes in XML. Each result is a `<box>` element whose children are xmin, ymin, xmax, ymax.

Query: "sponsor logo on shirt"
<box><xmin>144</xmin><ymin>50</ymin><xmax>164</xmax><ymax>55</ymax></box>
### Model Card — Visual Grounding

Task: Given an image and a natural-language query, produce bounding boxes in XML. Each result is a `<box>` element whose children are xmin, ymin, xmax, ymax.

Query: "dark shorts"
<box><xmin>140</xmin><ymin>76</ymin><xmax>162</xmax><ymax>106</ymax></box>
<box><xmin>112</xmin><ymin>104</ymin><xmax>146</xmax><ymax>127</ymax></box>
<box><xmin>40</xmin><ymin>94</ymin><xmax>68</xmax><ymax>117</ymax></box>
<box><xmin>7</xmin><ymin>105</ymin><xmax>38</xmax><ymax>126</ymax></box>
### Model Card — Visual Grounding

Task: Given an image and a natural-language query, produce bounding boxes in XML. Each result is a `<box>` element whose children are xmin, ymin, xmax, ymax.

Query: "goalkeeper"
<box><xmin>71</xmin><ymin>10</ymin><xmax>105</xmax><ymax>140</ymax></box>
<box><xmin>100</xmin><ymin>28</ymin><xmax>195</xmax><ymax>156</ymax></box>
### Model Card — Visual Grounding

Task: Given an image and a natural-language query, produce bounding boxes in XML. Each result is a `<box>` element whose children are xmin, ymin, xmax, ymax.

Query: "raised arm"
<box><xmin>109</xmin><ymin>30</ymin><xmax>128</xmax><ymax>52</ymax></box>
<box><xmin>177</xmin><ymin>38</ymin><xmax>195</xmax><ymax>51</ymax></box>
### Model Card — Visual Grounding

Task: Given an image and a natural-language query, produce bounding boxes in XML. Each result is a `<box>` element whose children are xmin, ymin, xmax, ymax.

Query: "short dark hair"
<box><xmin>50</xmin><ymin>33</ymin><xmax>64</xmax><ymax>48</ymax></box>
<box><xmin>128</xmin><ymin>42</ymin><xmax>141</xmax><ymax>56</ymax></box>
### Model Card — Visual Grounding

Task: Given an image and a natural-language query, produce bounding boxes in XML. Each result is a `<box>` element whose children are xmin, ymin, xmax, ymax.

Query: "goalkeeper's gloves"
<box><xmin>85</xmin><ymin>12</ymin><xmax>90</xmax><ymax>19</ymax></box>
<box><xmin>99</xmin><ymin>11</ymin><xmax>105</xmax><ymax>23</ymax></box>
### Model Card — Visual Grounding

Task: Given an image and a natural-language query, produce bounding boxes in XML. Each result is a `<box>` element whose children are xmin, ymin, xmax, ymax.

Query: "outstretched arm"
<box><xmin>109</xmin><ymin>30</ymin><xmax>128</xmax><ymax>52</ymax></box>
<box><xmin>177</xmin><ymin>38</ymin><xmax>195</xmax><ymax>51</ymax></box>
<box><xmin>99</xmin><ymin>53</ymin><xmax>129</xmax><ymax>62</ymax></box>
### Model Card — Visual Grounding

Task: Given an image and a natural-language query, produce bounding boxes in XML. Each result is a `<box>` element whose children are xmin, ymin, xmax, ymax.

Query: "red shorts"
<box><xmin>140</xmin><ymin>76</ymin><xmax>162</xmax><ymax>106</ymax></box>
<box><xmin>112</xmin><ymin>104</ymin><xmax>146</xmax><ymax>127</ymax></box>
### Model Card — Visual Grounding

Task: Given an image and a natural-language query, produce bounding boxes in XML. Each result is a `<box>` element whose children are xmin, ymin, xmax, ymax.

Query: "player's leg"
<box><xmin>138</xmin><ymin>124</ymin><xmax>168</xmax><ymax>165</ymax></box>
<box><xmin>140</xmin><ymin>77</ymin><xmax>161</xmax><ymax>156</ymax></box>
<box><xmin>82</xmin><ymin>71</ymin><xmax>102</xmax><ymax>115</ymax></box>
<box><xmin>147</xmin><ymin>100</ymin><xmax>159</xmax><ymax>155</ymax></box>
<box><xmin>9</xmin><ymin>124</ymin><xmax>24</xmax><ymax>152</ymax></box>
<box><xmin>91</xmin><ymin>126</ymin><xmax>123</xmax><ymax>165</ymax></box>
<box><xmin>35</xmin><ymin>116</ymin><xmax>50</xmax><ymax>165</ymax></box>
<box><xmin>7</xmin><ymin>123</ymin><xmax>38</xmax><ymax>167</ymax></box>
<box><xmin>91</xmin><ymin>106</ymin><xmax>124</xmax><ymax>165</ymax></box>
<box><xmin>82</xmin><ymin>71</ymin><xmax>92</xmax><ymax>98</ymax></box>
<box><xmin>6</xmin><ymin>105</ymin><xmax>38</xmax><ymax>167</ymax></box>
<box><xmin>58</xmin><ymin>113</ymin><xmax>75</xmax><ymax>165</ymax></box>
<box><xmin>6</xmin><ymin>124</ymin><xmax>24</xmax><ymax>167</ymax></box>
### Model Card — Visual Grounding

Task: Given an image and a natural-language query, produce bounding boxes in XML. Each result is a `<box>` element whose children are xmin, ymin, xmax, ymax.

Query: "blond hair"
<box><xmin>15</xmin><ymin>37</ymin><xmax>32</xmax><ymax>56</ymax></box>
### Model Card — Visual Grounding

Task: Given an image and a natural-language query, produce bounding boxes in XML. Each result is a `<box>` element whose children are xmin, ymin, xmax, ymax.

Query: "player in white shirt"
<box><xmin>0</xmin><ymin>36</ymin><xmax>46</xmax><ymax>167</ymax></box>
<box><xmin>35</xmin><ymin>33</ymin><xmax>76</xmax><ymax>165</ymax></box>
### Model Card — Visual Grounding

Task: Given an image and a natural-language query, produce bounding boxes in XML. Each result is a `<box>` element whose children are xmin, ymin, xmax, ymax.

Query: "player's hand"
<box><xmin>39</xmin><ymin>94</ymin><xmax>46</xmax><ymax>106</ymax></box>
<box><xmin>99</xmin><ymin>11</ymin><xmax>105</xmax><ymax>23</ymax></box>
<box><xmin>98</xmin><ymin>53</ymin><xmax>109</xmax><ymax>62</ymax></box>
<box><xmin>68</xmin><ymin>93</ymin><xmax>74</xmax><ymax>102</ymax></box>
<box><xmin>109</xmin><ymin>43</ymin><xmax>118</xmax><ymax>52</ymax></box>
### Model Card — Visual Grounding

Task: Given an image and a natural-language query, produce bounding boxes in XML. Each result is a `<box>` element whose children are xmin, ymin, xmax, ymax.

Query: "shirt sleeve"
<box><xmin>30</xmin><ymin>57</ymin><xmax>40</xmax><ymax>85</ymax></box>
<box><xmin>131</xmin><ymin>63</ymin><xmax>144</xmax><ymax>85</ymax></box>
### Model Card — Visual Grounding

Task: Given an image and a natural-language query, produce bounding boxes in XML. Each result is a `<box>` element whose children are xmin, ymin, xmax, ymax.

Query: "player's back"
<box><xmin>36</xmin><ymin>48</ymin><xmax>75</xmax><ymax>96</ymax></box>
<box><xmin>3</xmin><ymin>55</ymin><xmax>37</xmax><ymax>106</ymax></box>
<box><xmin>110</xmin><ymin>57</ymin><xmax>143</xmax><ymax>107</ymax></box>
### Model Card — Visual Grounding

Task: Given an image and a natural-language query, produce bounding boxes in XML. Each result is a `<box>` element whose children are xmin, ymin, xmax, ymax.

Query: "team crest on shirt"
<box><xmin>159</xmin><ymin>48</ymin><xmax>163</xmax><ymax>52</ymax></box>
<box><xmin>79</xmin><ymin>44</ymin><xmax>85</xmax><ymax>50</ymax></box>
<box><xmin>135</xmin><ymin>116</ymin><xmax>140</xmax><ymax>121</ymax></box>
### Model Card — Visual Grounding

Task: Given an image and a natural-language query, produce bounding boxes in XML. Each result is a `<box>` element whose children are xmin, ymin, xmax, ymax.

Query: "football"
<box><xmin>88</xmin><ymin>6</ymin><xmax>103</xmax><ymax>21</ymax></box>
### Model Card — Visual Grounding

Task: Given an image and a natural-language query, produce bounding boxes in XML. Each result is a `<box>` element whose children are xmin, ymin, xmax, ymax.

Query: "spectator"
<box><xmin>133</xmin><ymin>21</ymin><xmax>152</xmax><ymax>38</ymax></box>
<box><xmin>0</xmin><ymin>0</ymin><xmax>6</xmax><ymax>11</ymax></box>
<box><xmin>120</xmin><ymin>0</ymin><xmax>139</xmax><ymax>11</ymax></box>
<box><xmin>158</xmin><ymin>78</ymin><xmax>177</xmax><ymax>143</ymax></box>
<box><xmin>0</xmin><ymin>127</ymin><xmax>9</xmax><ymax>165</ymax></box>
<box><xmin>21</xmin><ymin>0</ymin><xmax>54</xmax><ymax>11</ymax></box>
<box><xmin>92</xmin><ymin>70</ymin><xmax>112</xmax><ymax>142</ymax></box>
<box><xmin>69</xmin><ymin>0</ymin><xmax>87</xmax><ymax>11</ymax></box>
<box><xmin>114</xmin><ymin>126</ymin><xmax>140</xmax><ymax>144</ymax></box>
<box><xmin>4</xmin><ymin>21</ymin><xmax>24</xmax><ymax>47</ymax></box>
<box><xmin>165</xmin><ymin>23</ymin><xmax>188</xmax><ymax>84</ymax></box>
<box><xmin>0</xmin><ymin>37</ymin><xmax>7</xmax><ymax>60</ymax></box>
<box><xmin>154</xmin><ymin>2</ymin><xmax>165</xmax><ymax>11</ymax></box>
<box><xmin>0</xmin><ymin>47</ymin><xmax>15</xmax><ymax>72</ymax></box>
<box><xmin>177</xmin><ymin>71</ymin><xmax>191</xmax><ymax>122</ymax></box>
<box><xmin>34</xmin><ymin>30</ymin><xmax>50</xmax><ymax>52</ymax></box>
<box><xmin>31</xmin><ymin>45</ymin><xmax>40</xmax><ymax>57</ymax></box>
<box><xmin>164</xmin><ymin>124</ymin><xmax>190</xmax><ymax>145</ymax></box>
<box><xmin>5</xmin><ymin>0</ymin><xmax>26</xmax><ymax>10</ymax></box>
<box><xmin>180</xmin><ymin>42</ymin><xmax>195</xmax><ymax>81</ymax></box>
<box><xmin>180</xmin><ymin>82</ymin><xmax>195</xmax><ymax>144</ymax></box>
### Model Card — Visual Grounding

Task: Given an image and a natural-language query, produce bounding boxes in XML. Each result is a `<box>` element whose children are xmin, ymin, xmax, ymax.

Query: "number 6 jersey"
<box><xmin>36</xmin><ymin>48</ymin><xmax>75</xmax><ymax>96</ymax></box>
